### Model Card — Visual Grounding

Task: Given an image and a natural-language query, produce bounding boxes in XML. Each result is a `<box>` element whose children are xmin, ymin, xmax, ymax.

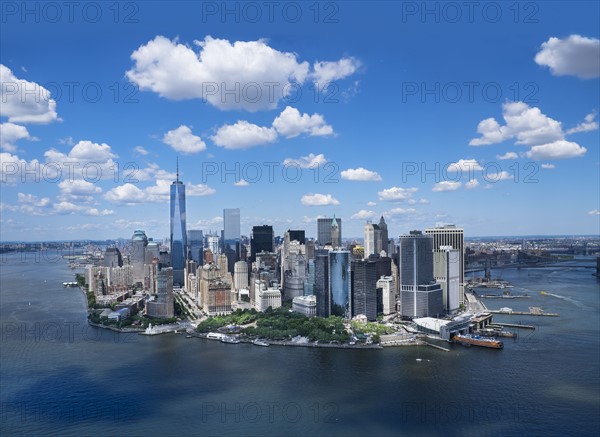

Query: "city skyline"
<box><xmin>1</xmin><ymin>2</ymin><xmax>598</xmax><ymax>242</ymax></box>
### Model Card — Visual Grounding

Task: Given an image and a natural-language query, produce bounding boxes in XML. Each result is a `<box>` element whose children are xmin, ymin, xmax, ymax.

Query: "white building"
<box><xmin>255</xmin><ymin>286</ymin><xmax>282</xmax><ymax>312</ymax></box>
<box><xmin>292</xmin><ymin>295</ymin><xmax>317</xmax><ymax>317</ymax></box>
<box><xmin>377</xmin><ymin>276</ymin><xmax>396</xmax><ymax>315</ymax></box>
<box><xmin>234</xmin><ymin>261</ymin><xmax>249</xmax><ymax>290</ymax></box>
<box><xmin>433</xmin><ymin>246</ymin><xmax>461</xmax><ymax>314</ymax></box>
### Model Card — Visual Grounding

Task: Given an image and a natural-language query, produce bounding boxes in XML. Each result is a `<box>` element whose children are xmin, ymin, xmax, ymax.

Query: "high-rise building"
<box><xmin>206</xmin><ymin>234</ymin><xmax>219</xmax><ymax>256</ymax></box>
<box><xmin>398</xmin><ymin>231</ymin><xmax>443</xmax><ymax>319</ymax></box>
<box><xmin>251</xmin><ymin>225</ymin><xmax>274</xmax><ymax>261</ymax></box>
<box><xmin>329</xmin><ymin>250</ymin><xmax>351</xmax><ymax>318</ymax></box>
<box><xmin>331</xmin><ymin>216</ymin><xmax>341</xmax><ymax>248</ymax></box>
<box><xmin>377</xmin><ymin>276</ymin><xmax>396</xmax><ymax>315</ymax></box>
<box><xmin>433</xmin><ymin>246</ymin><xmax>461</xmax><ymax>314</ymax></box>
<box><xmin>187</xmin><ymin>230</ymin><xmax>204</xmax><ymax>264</ymax></box>
<box><xmin>103</xmin><ymin>247</ymin><xmax>123</xmax><ymax>268</ymax></box>
<box><xmin>146</xmin><ymin>267</ymin><xmax>174</xmax><ymax>318</ymax></box>
<box><xmin>314</xmin><ymin>250</ymin><xmax>329</xmax><ymax>317</ymax></box>
<box><xmin>364</xmin><ymin>222</ymin><xmax>381</xmax><ymax>259</ymax></box>
<box><xmin>425</xmin><ymin>225</ymin><xmax>464</xmax><ymax>304</ymax></box>
<box><xmin>287</xmin><ymin>230</ymin><xmax>305</xmax><ymax>244</ymax></box>
<box><xmin>234</xmin><ymin>261</ymin><xmax>249</xmax><ymax>291</ymax></box>
<box><xmin>351</xmin><ymin>259</ymin><xmax>377</xmax><ymax>321</ymax></box>
<box><xmin>170</xmin><ymin>161</ymin><xmax>187</xmax><ymax>286</ymax></box>
<box><xmin>223</xmin><ymin>208</ymin><xmax>241</xmax><ymax>242</ymax></box>
<box><xmin>378</xmin><ymin>216</ymin><xmax>389</xmax><ymax>255</ymax></box>
<box><xmin>317</xmin><ymin>217</ymin><xmax>342</xmax><ymax>247</ymax></box>
<box><xmin>131</xmin><ymin>230</ymin><xmax>148</xmax><ymax>285</ymax></box>
<box><xmin>145</xmin><ymin>241</ymin><xmax>160</xmax><ymax>265</ymax></box>
<box><xmin>283</xmin><ymin>252</ymin><xmax>306</xmax><ymax>301</ymax></box>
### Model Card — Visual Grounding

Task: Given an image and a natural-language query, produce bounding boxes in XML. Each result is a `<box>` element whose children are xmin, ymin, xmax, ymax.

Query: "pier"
<box><xmin>423</xmin><ymin>341</ymin><xmax>451</xmax><ymax>352</ymax></box>
<box><xmin>489</xmin><ymin>310</ymin><xmax>559</xmax><ymax>317</ymax></box>
<box><xmin>490</xmin><ymin>323</ymin><xmax>536</xmax><ymax>330</ymax></box>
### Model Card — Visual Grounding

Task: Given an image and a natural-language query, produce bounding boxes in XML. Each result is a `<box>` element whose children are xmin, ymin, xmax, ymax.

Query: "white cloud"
<box><xmin>43</xmin><ymin>140</ymin><xmax>119</xmax><ymax>181</ymax></box>
<box><xmin>566</xmin><ymin>112</ymin><xmax>599</xmax><ymax>134</ymax></box>
<box><xmin>104</xmin><ymin>183</ymin><xmax>146</xmax><ymax>205</ymax></box>
<box><xmin>0</xmin><ymin>152</ymin><xmax>42</xmax><ymax>185</ymax></box>
<box><xmin>534</xmin><ymin>35</ymin><xmax>600</xmax><ymax>79</ymax></box>
<box><xmin>58</xmin><ymin>179</ymin><xmax>102</xmax><ymax>202</ymax></box>
<box><xmin>134</xmin><ymin>146</ymin><xmax>150</xmax><ymax>155</ymax></box>
<box><xmin>465</xmin><ymin>179</ymin><xmax>480</xmax><ymax>189</ymax></box>
<box><xmin>341</xmin><ymin>167</ymin><xmax>382</xmax><ymax>181</ymax></box>
<box><xmin>496</xmin><ymin>152</ymin><xmax>519</xmax><ymax>160</ymax></box>
<box><xmin>311</xmin><ymin>57</ymin><xmax>361</xmax><ymax>86</ymax></box>
<box><xmin>385</xmin><ymin>207</ymin><xmax>418</xmax><ymax>216</ymax></box>
<box><xmin>187</xmin><ymin>183</ymin><xmax>216</xmax><ymax>197</ymax></box>
<box><xmin>283</xmin><ymin>153</ymin><xmax>327</xmax><ymax>169</ymax></box>
<box><xmin>407</xmin><ymin>198</ymin><xmax>429</xmax><ymax>205</ymax></box>
<box><xmin>541</xmin><ymin>163</ymin><xmax>556</xmax><ymax>169</ymax></box>
<box><xmin>588</xmin><ymin>209</ymin><xmax>600</xmax><ymax>216</ymax></box>
<box><xmin>470</xmin><ymin>101</ymin><xmax>564</xmax><ymax>147</ymax></box>
<box><xmin>163</xmin><ymin>125</ymin><xmax>206</xmax><ymax>154</ymax></box>
<box><xmin>194</xmin><ymin>216</ymin><xmax>223</xmax><ymax>227</ymax></box>
<box><xmin>432</xmin><ymin>181</ymin><xmax>462</xmax><ymax>192</ymax></box>
<box><xmin>301</xmin><ymin>193</ymin><xmax>340</xmax><ymax>206</ymax></box>
<box><xmin>0</xmin><ymin>123</ymin><xmax>35</xmax><ymax>152</ymax></box>
<box><xmin>17</xmin><ymin>193</ymin><xmax>51</xmax><ymax>207</ymax></box>
<box><xmin>272</xmin><ymin>106</ymin><xmax>334</xmax><ymax>138</ymax></box>
<box><xmin>351</xmin><ymin>210</ymin><xmax>376</xmax><ymax>220</ymax></box>
<box><xmin>212</xmin><ymin>120</ymin><xmax>277</xmax><ymax>149</ymax></box>
<box><xmin>525</xmin><ymin>140</ymin><xmax>587</xmax><ymax>160</ymax></box>
<box><xmin>485</xmin><ymin>171</ymin><xmax>512</xmax><ymax>182</ymax></box>
<box><xmin>367</xmin><ymin>201</ymin><xmax>376</xmax><ymax>206</ymax></box>
<box><xmin>446</xmin><ymin>159</ymin><xmax>483</xmax><ymax>173</ymax></box>
<box><xmin>85</xmin><ymin>208</ymin><xmax>115</xmax><ymax>216</ymax></box>
<box><xmin>52</xmin><ymin>201</ymin><xmax>113</xmax><ymax>216</ymax></box>
<box><xmin>378</xmin><ymin>186</ymin><xmax>418</xmax><ymax>201</ymax></box>
<box><xmin>126</xmin><ymin>35</ymin><xmax>310</xmax><ymax>111</ymax></box>
<box><xmin>234</xmin><ymin>179</ymin><xmax>249</xmax><ymax>187</ymax></box>
<box><xmin>0</xmin><ymin>64</ymin><xmax>60</xmax><ymax>124</ymax></box>
<box><xmin>105</xmin><ymin>179</ymin><xmax>215</xmax><ymax>205</ymax></box>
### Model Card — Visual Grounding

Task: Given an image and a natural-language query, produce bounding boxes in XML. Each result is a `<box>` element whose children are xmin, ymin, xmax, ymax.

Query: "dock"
<box><xmin>490</xmin><ymin>322</ymin><xmax>536</xmax><ymax>330</ymax></box>
<box><xmin>489</xmin><ymin>310</ymin><xmax>559</xmax><ymax>317</ymax></box>
<box><xmin>423</xmin><ymin>341</ymin><xmax>450</xmax><ymax>352</ymax></box>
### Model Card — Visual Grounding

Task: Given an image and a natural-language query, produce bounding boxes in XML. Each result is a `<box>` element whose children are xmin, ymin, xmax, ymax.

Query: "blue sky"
<box><xmin>1</xmin><ymin>1</ymin><xmax>599</xmax><ymax>241</ymax></box>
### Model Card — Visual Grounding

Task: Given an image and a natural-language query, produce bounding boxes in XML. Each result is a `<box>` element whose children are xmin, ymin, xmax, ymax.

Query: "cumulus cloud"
<box><xmin>378</xmin><ymin>186</ymin><xmax>418</xmax><ymax>201</ymax></box>
<box><xmin>588</xmin><ymin>209</ymin><xmax>600</xmax><ymax>216</ymax></box>
<box><xmin>311</xmin><ymin>57</ymin><xmax>361</xmax><ymax>86</ymax></box>
<box><xmin>194</xmin><ymin>216</ymin><xmax>223</xmax><ymax>227</ymax></box>
<box><xmin>0</xmin><ymin>152</ymin><xmax>42</xmax><ymax>184</ymax></box>
<box><xmin>301</xmin><ymin>193</ymin><xmax>340</xmax><ymax>206</ymax></box>
<box><xmin>496</xmin><ymin>152</ymin><xmax>519</xmax><ymax>160</ymax></box>
<box><xmin>105</xmin><ymin>179</ymin><xmax>215</xmax><ymax>204</ymax></box>
<box><xmin>163</xmin><ymin>125</ymin><xmax>207</xmax><ymax>154</ymax></box>
<box><xmin>446</xmin><ymin>159</ymin><xmax>483</xmax><ymax>173</ymax></box>
<box><xmin>367</xmin><ymin>201</ymin><xmax>376</xmax><ymax>206</ymax></box>
<box><xmin>566</xmin><ymin>112</ymin><xmax>599</xmax><ymax>134</ymax></box>
<box><xmin>234</xmin><ymin>179</ymin><xmax>249</xmax><ymax>187</ymax></box>
<box><xmin>58</xmin><ymin>179</ymin><xmax>102</xmax><ymax>202</ymax></box>
<box><xmin>18</xmin><ymin>193</ymin><xmax>51</xmax><ymax>207</ymax></box>
<box><xmin>432</xmin><ymin>181</ymin><xmax>462</xmax><ymax>192</ymax></box>
<box><xmin>534</xmin><ymin>35</ymin><xmax>600</xmax><ymax>79</ymax></box>
<box><xmin>384</xmin><ymin>207</ymin><xmax>418</xmax><ymax>216</ymax></box>
<box><xmin>211</xmin><ymin>120</ymin><xmax>277</xmax><ymax>149</ymax></box>
<box><xmin>283</xmin><ymin>153</ymin><xmax>327</xmax><ymax>169</ymax></box>
<box><xmin>351</xmin><ymin>209</ymin><xmax>376</xmax><ymax>220</ymax></box>
<box><xmin>485</xmin><ymin>171</ymin><xmax>512</xmax><ymax>182</ymax></box>
<box><xmin>126</xmin><ymin>35</ymin><xmax>310</xmax><ymax>111</ymax></box>
<box><xmin>341</xmin><ymin>167</ymin><xmax>382</xmax><ymax>181</ymax></box>
<box><xmin>0</xmin><ymin>64</ymin><xmax>60</xmax><ymax>124</ymax></box>
<box><xmin>541</xmin><ymin>163</ymin><xmax>555</xmax><ymax>169</ymax></box>
<box><xmin>465</xmin><ymin>179</ymin><xmax>480</xmax><ymax>189</ymax></box>
<box><xmin>525</xmin><ymin>140</ymin><xmax>587</xmax><ymax>160</ymax></box>
<box><xmin>104</xmin><ymin>183</ymin><xmax>146</xmax><ymax>205</ymax></box>
<box><xmin>134</xmin><ymin>146</ymin><xmax>150</xmax><ymax>155</ymax></box>
<box><xmin>272</xmin><ymin>106</ymin><xmax>334</xmax><ymax>138</ymax></box>
<box><xmin>0</xmin><ymin>122</ymin><xmax>35</xmax><ymax>152</ymax></box>
<box><xmin>470</xmin><ymin>101</ymin><xmax>563</xmax><ymax>147</ymax></box>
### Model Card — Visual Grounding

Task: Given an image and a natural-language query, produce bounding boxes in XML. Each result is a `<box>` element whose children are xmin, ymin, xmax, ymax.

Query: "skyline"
<box><xmin>1</xmin><ymin>1</ymin><xmax>599</xmax><ymax>241</ymax></box>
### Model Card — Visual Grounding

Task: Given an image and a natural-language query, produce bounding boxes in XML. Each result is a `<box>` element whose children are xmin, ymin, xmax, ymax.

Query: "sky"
<box><xmin>1</xmin><ymin>1</ymin><xmax>599</xmax><ymax>241</ymax></box>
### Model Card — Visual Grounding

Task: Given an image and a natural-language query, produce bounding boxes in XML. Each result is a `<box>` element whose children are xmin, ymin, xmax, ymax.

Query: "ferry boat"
<box><xmin>252</xmin><ymin>339</ymin><xmax>270</xmax><ymax>347</ymax></box>
<box><xmin>452</xmin><ymin>334</ymin><xmax>503</xmax><ymax>349</ymax></box>
<box><xmin>221</xmin><ymin>336</ymin><xmax>240</xmax><ymax>344</ymax></box>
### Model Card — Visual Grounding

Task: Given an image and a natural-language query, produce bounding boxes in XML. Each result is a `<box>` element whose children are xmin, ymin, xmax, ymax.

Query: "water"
<box><xmin>1</xmin><ymin>252</ymin><xmax>599</xmax><ymax>436</ymax></box>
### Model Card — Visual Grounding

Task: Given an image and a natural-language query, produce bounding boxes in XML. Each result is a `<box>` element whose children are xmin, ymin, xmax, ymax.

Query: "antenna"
<box><xmin>176</xmin><ymin>156</ymin><xmax>179</xmax><ymax>183</ymax></box>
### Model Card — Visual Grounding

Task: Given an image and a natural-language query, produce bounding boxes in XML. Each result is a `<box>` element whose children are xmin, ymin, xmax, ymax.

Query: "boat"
<box><xmin>207</xmin><ymin>332</ymin><xmax>224</xmax><ymax>340</ymax></box>
<box><xmin>252</xmin><ymin>339</ymin><xmax>270</xmax><ymax>347</ymax></box>
<box><xmin>185</xmin><ymin>334</ymin><xmax>193</xmax><ymax>338</ymax></box>
<box><xmin>452</xmin><ymin>334</ymin><xmax>503</xmax><ymax>349</ymax></box>
<box><xmin>221</xmin><ymin>336</ymin><xmax>240</xmax><ymax>344</ymax></box>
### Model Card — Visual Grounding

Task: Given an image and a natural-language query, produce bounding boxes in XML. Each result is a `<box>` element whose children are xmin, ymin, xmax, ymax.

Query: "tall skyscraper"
<box><xmin>223</xmin><ymin>209</ymin><xmax>241</xmax><ymax>274</ymax></box>
<box><xmin>351</xmin><ymin>259</ymin><xmax>378</xmax><ymax>321</ymax></box>
<box><xmin>131</xmin><ymin>230</ymin><xmax>147</xmax><ymax>285</ymax></box>
<box><xmin>425</xmin><ymin>225</ymin><xmax>464</xmax><ymax>304</ymax></box>
<box><xmin>433</xmin><ymin>246</ymin><xmax>461</xmax><ymax>314</ymax></box>
<box><xmin>329</xmin><ymin>250</ymin><xmax>351</xmax><ymax>318</ymax></box>
<box><xmin>314</xmin><ymin>249</ymin><xmax>330</xmax><ymax>317</ymax></box>
<box><xmin>364</xmin><ymin>222</ymin><xmax>381</xmax><ymax>259</ymax></box>
<box><xmin>251</xmin><ymin>225</ymin><xmax>274</xmax><ymax>261</ymax></box>
<box><xmin>170</xmin><ymin>160</ymin><xmax>187</xmax><ymax>286</ymax></box>
<box><xmin>187</xmin><ymin>230</ymin><xmax>204</xmax><ymax>264</ymax></box>
<box><xmin>398</xmin><ymin>231</ymin><xmax>443</xmax><ymax>319</ymax></box>
<box><xmin>331</xmin><ymin>216</ymin><xmax>341</xmax><ymax>248</ymax></box>
<box><xmin>317</xmin><ymin>217</ymin><xmax>342</xmax><ymax>246</ymax></box>
<box><xmin>103</xmin><ymin>247</ymin><xmax>123</xmax><ymax>268</ymax></box>
<box><xmin>379</xmin><ymin>216</ymin><xmax>389</xmax><ymax>255</ymax></box>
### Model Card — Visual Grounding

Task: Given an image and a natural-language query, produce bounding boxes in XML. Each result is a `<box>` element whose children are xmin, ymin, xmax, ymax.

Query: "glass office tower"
<box><xmin>329</xmin><ymin>249</ymin><xmax>351</xmax><ymax>318</ymax></box>
<box><xmin>170</xmin><ymin>163</ymin><xmax>187</xmax><ymax>286</ymax></box>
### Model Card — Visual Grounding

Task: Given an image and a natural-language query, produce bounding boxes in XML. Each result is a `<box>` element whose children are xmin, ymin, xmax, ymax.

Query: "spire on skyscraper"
<box><xmin>176</xmin><ymin>156</ymin><xmax>179</xmax><ymax>183</ymax></box>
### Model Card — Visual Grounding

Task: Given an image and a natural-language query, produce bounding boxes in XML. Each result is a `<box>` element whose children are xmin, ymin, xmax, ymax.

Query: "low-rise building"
<box><xmin>292</xmin><ymin>295</ymin><xmax>317</xmax><ymax>317</ymax></box>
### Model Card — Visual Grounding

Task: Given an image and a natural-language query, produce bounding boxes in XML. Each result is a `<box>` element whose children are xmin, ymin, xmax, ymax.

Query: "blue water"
<box><xmin>1</xmin><ymin>252</ymin><xmax>599</xmax><ymax>436</ymax></box>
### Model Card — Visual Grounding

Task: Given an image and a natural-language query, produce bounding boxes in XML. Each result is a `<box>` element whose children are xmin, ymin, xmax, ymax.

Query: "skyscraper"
<box><xmin>329</xmin><ymin>250</ymin><xmax>351</xmax><ymax>318</ymax></box>
<box><xmin>251</xmin><ymin>225</ymin><xmax>274</xmax><ymax>261</ymax></box>
<box><xmin>398</xmin><ymin>231</ymin><xmax>443</xmax><ymax>319</ymax></box>
<box><xmin>223</xmin><ymin>209</ymin><xmax>241</xmax><ymax>274</ymax></box>
<box><xmin>425</xmin><ymin>225</ymin><xmax>464</xmax><ymax>305</ymax></box>
<box><xmin>379</xmin><ymin>216</ymin><xmax>389</xmax><ymax>255</ymax></box>
<box><xmin>364</xmin><ymin>222</ymin><xmax>381</xmax><ymax>259</ymax></box>
<box><xmin>131</xmin><ymin>230</ymin><xmax>147</xmax><ymax>285</ymax></box>
<box><xmin>314</xmin><ymin>249</ymin><xmax>329</xmax><ymax>317</ymax></box>
<box><xmin>187</xmin><ymin>230</ymin><xmax>203</xmax><ymax>264</ymax></box>
<box><xmin>351</xmin><ymin>259</ymin><xmax>378</xmax><ymax>321</ymax></box>
<box><xmin>331</xmin><ymin>216</ymin><xmax>341</xmax><ymax>248</ymax></box>
<box><xmin>317</xmin><ymin>217</ymin><xmax>342</xmax><ymax>246</ymax></box>
<box><xmin>433</xmin><ymin>246</ymin><xmax>460</xmax><ymax>314</ymax></box>
<box><xmin>170</xmin><ymin>161</ymin><xmax>187</xmax><ymax>286</ymax></box>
